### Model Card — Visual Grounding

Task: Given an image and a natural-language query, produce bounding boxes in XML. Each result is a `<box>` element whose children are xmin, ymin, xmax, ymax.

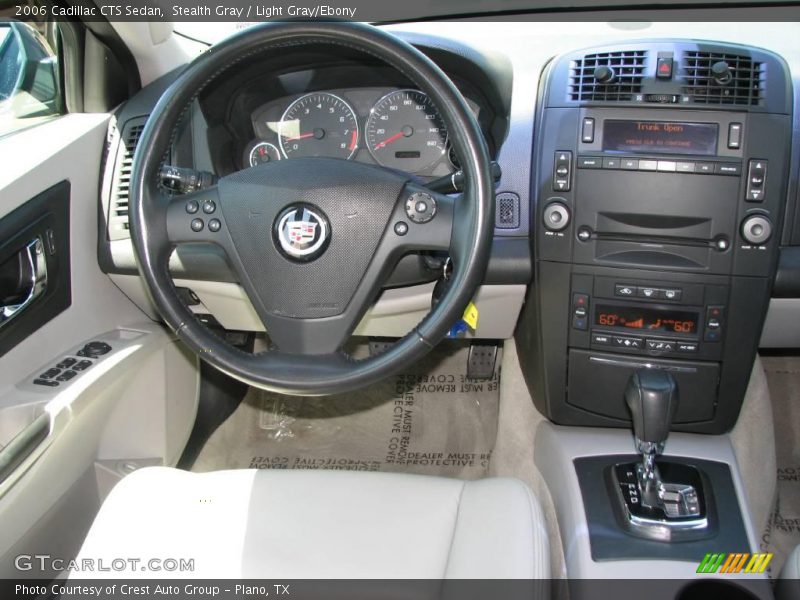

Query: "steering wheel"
<box><xmin>129</xmin><ymin>22</ymin><xmax>495</xmax><ymax>395</ymax></box>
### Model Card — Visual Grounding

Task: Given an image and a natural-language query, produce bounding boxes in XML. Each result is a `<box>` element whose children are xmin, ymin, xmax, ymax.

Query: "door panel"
<box><xmin>0</xmin><ymin>115</ymin><xmax>199</xmax><ymax>577</ymax></box>
<box><xmin>0</xmin><ymin>180</ymin><xmax>71</xmax><ymax>357</ymax></box>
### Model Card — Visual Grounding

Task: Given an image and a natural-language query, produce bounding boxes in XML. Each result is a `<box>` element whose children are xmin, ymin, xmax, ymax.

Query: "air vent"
<box><xmin>569</xmin><ymin>50</ymin><xmax>647</xmax><ymax>102</ymax></box>
<box><xmin>681</xmin><ymin>51</ymin><xmax>764</xmax><ymax>106</ymax></box>
<box><xmin>108</xmin><ymin>118</ymin><xmax>145</xmax><ymax>240</ymax></box>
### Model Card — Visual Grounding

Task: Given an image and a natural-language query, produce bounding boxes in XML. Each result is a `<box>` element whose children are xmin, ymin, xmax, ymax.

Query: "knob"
<box><xmin>741</xmin><ymin>215</ymin><xmax>772</xmax><ymax>245</ymax></box>
<box><xmin>543</xmin><ymin>202</ymin><xmax>570</xmax><ymax>232</ymax></box>
<box><xmin>594</xmin><ymin>66</ymin><xmax>615</xmax><ymax>84</ymax></box>
<box><xmin>711</xmin><ymin>61</ymin><xmax>732</xmax><ymax>85</ymax></box>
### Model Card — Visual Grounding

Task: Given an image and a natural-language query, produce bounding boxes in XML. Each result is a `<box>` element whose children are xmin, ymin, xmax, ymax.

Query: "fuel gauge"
<box><xmin>248</xmin><ymin>142</ymin><xmax>281</xmax><ymax>167</ymax></box>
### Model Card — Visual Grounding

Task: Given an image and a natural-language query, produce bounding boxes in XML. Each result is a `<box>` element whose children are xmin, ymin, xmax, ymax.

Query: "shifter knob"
<box><xmin>625</xmin><ymin>369</ymin><xmax>679</xmax><ymax>445</ymax></box>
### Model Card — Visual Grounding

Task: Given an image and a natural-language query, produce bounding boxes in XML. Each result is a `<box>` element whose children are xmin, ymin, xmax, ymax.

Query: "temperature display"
<box><xmin>594</xmin><ymin>304</ymin><xmax>699</xmax><ymax>335</ymax></box>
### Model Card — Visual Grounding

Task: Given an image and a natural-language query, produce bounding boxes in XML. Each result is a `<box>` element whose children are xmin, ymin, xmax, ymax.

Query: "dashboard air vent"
<box><xmin>108</xmin><ymin>118</ymin><xmax>145</xmax><ymax>240</ymax></box>
<box><xmin>569</xmin><ymin>50</ymin><xmax>647</xmax><ymax>102</ymax></box>
<box><xmin>681</xmin><ymin>51</ymin><xmax>764</xmax><ymax>106</ymax></box>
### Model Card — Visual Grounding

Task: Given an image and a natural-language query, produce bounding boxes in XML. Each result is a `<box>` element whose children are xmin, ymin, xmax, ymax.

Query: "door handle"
<box><xmin>0</xmin><ymin>238</ymin><xmax>47</xmax><ymax>328</ymax></box>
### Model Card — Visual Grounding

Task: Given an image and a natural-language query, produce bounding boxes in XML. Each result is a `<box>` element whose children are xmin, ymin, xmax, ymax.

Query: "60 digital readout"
<box><xmin>594</xmin><ymin>304</ymin><xmax>699</xmax><ymax>335</ymax></box>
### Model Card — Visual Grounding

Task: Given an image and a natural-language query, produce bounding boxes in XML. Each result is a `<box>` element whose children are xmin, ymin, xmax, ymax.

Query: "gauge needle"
<box><xmin>284</xmin><ymin>132</ymin><xmax>315</xmax><ymax>141</ymax></box>
<box><xmin>374</xmin><ymin>132</ymin><xmax>404</xmax><ymax>150</ymax></box>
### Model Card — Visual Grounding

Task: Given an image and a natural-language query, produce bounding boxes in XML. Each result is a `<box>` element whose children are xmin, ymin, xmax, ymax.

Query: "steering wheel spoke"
<box><xmin>385</xmin><ymin>182</ymin><xmax>456</xmax><ymax>255</ymax></box>
<box><xmin>165</xmin><ymin>187</ymin><xmax>230</xmax><ymax>245</ymax></box>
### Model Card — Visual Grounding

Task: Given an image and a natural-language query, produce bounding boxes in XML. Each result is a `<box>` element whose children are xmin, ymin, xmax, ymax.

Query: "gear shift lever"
<box><xmin>625</xmin><ymin>369</ymin><xmax>679</xmax><ymax>499</ymax></box>
<box><xmin>611</xmin><ymin>368</ymin><xmax>710</xmax><ymax>541</ymax></box>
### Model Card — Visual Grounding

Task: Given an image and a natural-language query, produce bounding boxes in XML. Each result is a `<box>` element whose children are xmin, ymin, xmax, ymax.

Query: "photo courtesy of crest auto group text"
<box><xmin>0</xmin><ymin>1</ymin><xmax>798</xmax><ymax>599</ymax></box>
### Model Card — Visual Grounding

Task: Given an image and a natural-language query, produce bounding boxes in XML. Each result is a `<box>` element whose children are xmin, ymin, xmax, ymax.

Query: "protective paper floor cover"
<box><xmin>761</xmin><ymin>355</ymin><xmax>800</xmax><ymax>577</ymax></box>
<box><xmin>192</xmin><ymin>345</ymin><xmax>500</xmax><ymax>480</ymax></box>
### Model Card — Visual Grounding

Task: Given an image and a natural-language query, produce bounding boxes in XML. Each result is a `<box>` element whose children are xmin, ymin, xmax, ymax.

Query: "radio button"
<box><xmin>695</xmin><ymin>162</ymin><xmax>715</xmax><ymax>174</ymax></box>
<box><xmin>553</xmin><ymin>151</ymin><xmax>572</xmax><ymax>191</ymax></box>
<box><xmin>657</xmin><ymin>161</ymin><xmax>677</xmax><ymax>172</ymax></box>
<box><xmin>662</xmin><ymin>288</ymin><xmax>682</xmax><ymax>301</ymax></box>
<box><xmin>581</xmin><ymin>118</ymin><xmax>595</xmax><ymax>143</ymax></box>
<box><xmin>741</xmin><ymin>215</ymin><xmax>772</xmax><ymax>245</ymax></box>
<box><xmin>621</xmin><ymin>158</ymin><xmax>639</xmax><ymax>170</ymax></box>
<box><xmin>638</xmin><ymin>160</ymin><xmax>658</xmax><ymax>171</ymax></box>
<box><xmin>677</xmin><ymin>342</ymin><xmax>699</xmax><ymax>353</ymax></box>
<box><xmin>614</xmin><ymin>336</ymin><xmax>643</xmax><ymax>350</ymax></box>
<box><xmin>543</xmin><ymin>202</ymin><xmax>570</xmax><ymax>231</ymax></box>
<box><xmin>745</xmin><ymin>160</ymin><xmax>767</xmax><ymax>202</ymax></box>
<box><xmin>676</xmin><ymin>162</ymin><xmax>695</xmax><ymax>173</ymax></box>
<box><xmin>728</xmin><ymin>123</ymin><xmax>743</xmax><ymax>149</ymax></box>
<box><xmin>615</xmin><ymin>284</ymin><xmax>636</xmax><ymax>297</ymax></box>
<box><xmin>577</xmin><ymin>156</ymin><xmax>602</xmax><ymax>169</ymax></box>
<box><xmin>715</xmin><ymin>162</ymin><xmax>741</xmax><ymax>176</ymax></box>
<box><xmin>603</xmin><ymin>157</ymin><xmax>621</xmax><ymax>169</ymax></box>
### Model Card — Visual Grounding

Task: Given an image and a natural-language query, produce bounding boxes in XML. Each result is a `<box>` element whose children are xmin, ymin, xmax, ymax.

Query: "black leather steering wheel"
<box><xmin>129</xmin><ymin>22</ymin><xmax>495</xmax><ymax>395</ymax></box>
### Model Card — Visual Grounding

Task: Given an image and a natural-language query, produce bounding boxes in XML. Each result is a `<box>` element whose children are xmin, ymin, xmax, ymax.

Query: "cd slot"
<box><xmin>596</xmin><ymin>211</ymin><xmax>712</xmax><ymax>240</ymax></box>
<box><xmin>588</xmin><ymin>231</ymin><xmax>719</xmax><ymax>249</ymax></box>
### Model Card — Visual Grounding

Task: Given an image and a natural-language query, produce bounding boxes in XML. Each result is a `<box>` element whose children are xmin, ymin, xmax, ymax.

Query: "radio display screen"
<box><xmin>602</xmin><ymin>120</ymin><xmax>719</xmax><ymax>156</ymax></box>
<box><xmin>595</xmin><ymin>304</ymin><xmax>699</xmax><ymax>335</ymax></box>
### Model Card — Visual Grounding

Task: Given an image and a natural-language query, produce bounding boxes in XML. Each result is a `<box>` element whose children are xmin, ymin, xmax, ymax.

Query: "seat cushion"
<box><xmin>75</xmin><ymin>467</ymin><xmax>549</xmax><ymax>579</ymax></box>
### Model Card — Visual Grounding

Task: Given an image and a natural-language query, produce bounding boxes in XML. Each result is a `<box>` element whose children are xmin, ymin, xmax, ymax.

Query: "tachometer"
<box><xmin>366</xmin><ymin>90</ymin><xmax>447</xmax><ymax>172</ymax></box>
<box><xmin>278</xmin><ymin>92</ymin><xmax>359</xmax><ymax>160</ymax></box>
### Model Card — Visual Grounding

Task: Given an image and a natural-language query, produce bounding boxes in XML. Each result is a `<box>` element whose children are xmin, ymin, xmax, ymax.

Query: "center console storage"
<box><xmin>518</xmin><ymin>40</ymin><xmax>793</xmax><ymax>434</ymax></box>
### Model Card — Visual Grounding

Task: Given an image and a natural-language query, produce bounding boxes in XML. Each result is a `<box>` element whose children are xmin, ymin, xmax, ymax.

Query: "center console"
<box><xmin>518</xmin><ymin>40</ymin><xmax>793</xmax><ymax>434</ymax></box>
<box><xmin>519</xmin><ymin>40</ymin><xmax>793</xmax><ymax>594</ymax></box>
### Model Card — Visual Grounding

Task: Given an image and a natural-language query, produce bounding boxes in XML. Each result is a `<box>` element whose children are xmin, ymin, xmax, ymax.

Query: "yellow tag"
<box><xmin>462</xmin><ymin>302</ymin><xmax>479</xmax><ymax>330</ymax></box>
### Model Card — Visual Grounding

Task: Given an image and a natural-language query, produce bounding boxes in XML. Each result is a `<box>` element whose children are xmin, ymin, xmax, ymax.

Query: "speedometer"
<box><xmin>366</xmin><ymin>90</ymin><xmax>448</xmax><ymax>172</ymax></box>
<box><xmin>278</xmin><ymin>92</ymin><xmax>359</xmax><ymax>160</ymax></box>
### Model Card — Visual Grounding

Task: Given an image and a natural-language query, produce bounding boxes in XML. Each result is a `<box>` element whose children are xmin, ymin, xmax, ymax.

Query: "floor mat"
<box><xmin>761</xmin><ymin>355</ymin><xmax>800</xmax><ymax>576</ymax></box>
<box><xmin>192</xmin><ymin>344</ymin><xmax>500</xmax><ymax>480</ymax></box>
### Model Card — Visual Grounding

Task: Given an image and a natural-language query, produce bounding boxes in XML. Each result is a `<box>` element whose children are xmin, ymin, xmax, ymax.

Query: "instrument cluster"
<box><xmin>242</xmin><ymin>87</ymin><xmax>480</xmax><ymax>177</ymax></box>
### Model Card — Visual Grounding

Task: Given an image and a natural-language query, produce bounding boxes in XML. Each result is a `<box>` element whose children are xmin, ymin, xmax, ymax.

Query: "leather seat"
<box><xmin>777</xmin><ymin>544</ymin><xmax>800</xmax><ymax>600</ymax></box>
<box><xmin>75</xmin><ymin>467</ymin><xmax>549</xmax><ymax>579</ymax></box>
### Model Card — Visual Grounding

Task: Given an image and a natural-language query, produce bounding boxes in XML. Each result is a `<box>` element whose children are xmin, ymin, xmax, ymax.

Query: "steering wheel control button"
<box><xmin>405</xmin><ymin>192</ymin><xmax>437</xmax><ymax>224</ymax></box>
<box><xmin>202</xmin><ymin>200</ymin><xmax>216</xmax><ymax>214</ymax></box>
<box><xmin>185</xmin><ymin>200</ymin><xmax>199</xmax><ymax>214</ymax></box>
<box><xmin>190</xmin><ymin>218</ymin><xmax>204</xmax><ymax>232</ymax></box>
<box><xmin>543</xmin><ymin>202</ymin><xmax>570</xmax><ymax>232</ymax></box>
<box><xmin>394</xmin><ymin>221</ymin><xmax>409</xmax><ymax>236</ymax></box>
<box><xmin>274</xmin><ymin>204</ymin><xmax>331</xmax><ymax>262</ymax></box>
<box><xmin>208</xmin><ymin>219</ymin><xmax>221</xmax><ymax>233</ymax></box>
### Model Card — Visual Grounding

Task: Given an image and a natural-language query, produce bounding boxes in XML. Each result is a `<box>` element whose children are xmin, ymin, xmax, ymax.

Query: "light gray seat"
<box><xmin>777</xmin><ymin>544</ymin><xmax>800</xmax><ymax>600</ymax></box>
<box><xmin>75</xmin><ymin>467</ymin><xmax>549</xmax><ymax>579</ymax></box>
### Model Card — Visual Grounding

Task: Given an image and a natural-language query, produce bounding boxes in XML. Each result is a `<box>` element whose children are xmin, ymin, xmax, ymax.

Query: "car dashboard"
<box><xmin>98</xmin><ymin>22</ymin><xmax>800</xmax><ymax>349</ymax></box>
